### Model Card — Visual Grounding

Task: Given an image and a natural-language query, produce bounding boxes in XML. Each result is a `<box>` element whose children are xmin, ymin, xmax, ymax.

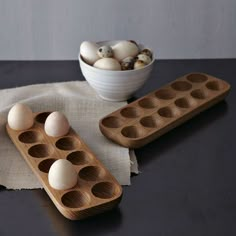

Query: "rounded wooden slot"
<box><xmin>35</xmin><ymin>112</ymin><xmax>51</xmax><ymax>124</ymax></box>
<box><xmin>61</xmin><ymin>190</ymin><xmax>91</xmax><ymax>208</ymax></box>
<box><xmin>171</xmin><ymin>81</ymin><xmax>192</xmax><ymax>91</ymax></box>
<box><xmin>101</xmin><ymin>116</ymin><xmax>123</xmax><ymax>128</ymax></box>
<box><xmin>140</xmin><ymin>115</ymin><xmax>161</xmax><ymax>128</ymax></box>
<box><xmin>120</xmin><ymin>107</ymin><xmax>141</xmax><ymax>118</ymax></box>
<box><xmin>138</xmin><ymin>97</ymin><xmax>158</xmax><ymax>109</ymax></box>
<box><xmin>55</xmin><ymin>137</ymin><xmax>79</xmax><ymax>151</ymax></box>
<box><xmin>206</xmin><ymin>81</ymin><xmax>222</xmax><ymax>91</ymax></box>
<box><xmin>67</xmin><ymin>151</ymin><xmax>92</xmax><ymax>165</ymax></box>
<box><xmin>174</xmin><ymin>97</ymin><xmax>194</xmax><ymax>109</ymax></box>
<box><xmin>186</xmin><ymin>73</ymin><xmax>208</xmax><ymax>83</ymax></box>
<box><xmin>158</xmin><ymin>106</ymin><xmax>180</xmax><ymax>118</ymax></box>
<box><xmin>18</xmin><ymin>131</ymin><xmax>42</xmax><ymax>143</ymax></box>
<box><xmin>38</xmin><ymin>158</ymin><xmax>56</xmax><ymax>173</ymax></box>
<box><xmin>28</xmin><ymin>144</ymin><xmax>53</xmax><ymax>158</ymax></box>
<box><xmin>121</xmin><ymin>125</ymin><xmax>144</xmax><ymax>139</ymax></box>
<box><xmin>92</xmin><ymin>182</ymin><xmax>120</xmax><ymax>199</ymax></box>
<box><xmin>155</xmin><ymin>89</ymin><xmax>176</xmax><ymax>100</ymax></box>
<box><xmin>79</xmin><ymin>166</ymin><xmax>106</xmax><ymax>181</ymax></box>
<box><xmin>191</xmin><ymin>89</ymin><xmax>208</xmax><ymax>99</ymax></box>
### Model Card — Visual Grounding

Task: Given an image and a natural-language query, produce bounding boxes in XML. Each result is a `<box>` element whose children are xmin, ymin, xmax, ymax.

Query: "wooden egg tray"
<box><xmin>6</xmin><ymin>112</ymin><xmax>122</xmax><ymax>220</ymax></box>
<box><xmin>99</xmin><ymin>73</ymin><xmax>231</xmax><ymax>148</ymax></box>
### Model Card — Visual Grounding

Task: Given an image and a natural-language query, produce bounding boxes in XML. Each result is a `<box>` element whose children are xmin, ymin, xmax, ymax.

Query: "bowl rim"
<box><xmin>78</xmin><ymin>40</ymin><xmax>155</xmax><ymax>74</ymax></box>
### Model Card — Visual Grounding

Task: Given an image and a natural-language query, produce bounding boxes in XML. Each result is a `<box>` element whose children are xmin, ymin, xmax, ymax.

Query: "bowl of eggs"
<box><xmin>78</xmin><ymin>40</ymin><xmax>154</xmax><ymax>102</ymax></box>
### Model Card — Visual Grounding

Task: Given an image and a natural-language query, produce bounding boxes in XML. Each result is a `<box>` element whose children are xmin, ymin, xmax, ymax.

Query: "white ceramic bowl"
<box><xmin>78</xmin><ymin>40</ymin><xmax>155</xmax><ymax>102</ymax></box>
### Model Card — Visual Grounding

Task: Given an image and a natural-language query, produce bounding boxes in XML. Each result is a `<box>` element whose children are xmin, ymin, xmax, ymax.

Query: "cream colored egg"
<box><xmin>134</xmin><ymin>60</ymin><xmax>146</xmax><ymax>69</ymax></box>
<box><xmin>8</xmin><ymin>103</ymin><xmax>34</xmax><ymax>130</ymax></box>
<box><xmin>112</xmin><ymin>41</ymin><xmax>139</xmax><ymax>61</ymax></box>
<box><xmin>44</xmin><ymin>111</ymin><xmax>70</xmax><ymax>137</ymax></box>
<box><xmin>48</xmin><ymin>159</ymin><xmax>77</xmax><ymax>190</ymax></box>
<box><xmin>136</xmin><ymin>54</ymin><xmax>152</xmax><ymax>65</ymax></box>
<box><xmin>93</xmin><ymin>58</ymin><xmax>121</xmax><ymax>71</ymax></box>
<box><xmin>80</xmin><ymin>41</ymin><xmax>100</xmax><ymax>65</ymax></box>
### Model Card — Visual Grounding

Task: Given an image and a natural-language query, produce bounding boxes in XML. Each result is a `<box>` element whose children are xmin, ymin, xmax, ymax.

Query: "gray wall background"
<box><xmin>0</xmin><ymin>0</ymin><xmax>235</xmax><ymax>60</ymax></box>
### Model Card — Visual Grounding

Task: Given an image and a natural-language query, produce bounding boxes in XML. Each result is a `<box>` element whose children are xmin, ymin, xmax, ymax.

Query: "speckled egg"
<box><xmin>97</xmin><ymin>45</ymin><xmax>113</xmax><ymax>58</ymax></box>
<box><xmin>140</xmin><ymin>48</ymin><xmax>153</xmax><ymax>59</ymax></box>
<box><xmin>121</xmin><ymin>57</ymin><xmax>135</xmax><ymax>70</ymax></box>
<box><xmin>134</xmin><ymin>60</ymin><xmax>146</xmax><ymax>70</ymax></box>
<box><xmin>136</xmin><ymin>54</ymin><xmax>152</xmax><ymax>65</ymax></box>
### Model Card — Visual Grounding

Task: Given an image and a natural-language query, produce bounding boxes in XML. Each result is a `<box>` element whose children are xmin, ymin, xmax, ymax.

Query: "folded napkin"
<box><xmin>0</xmin><ymin>81</ymin><xmax>138</xmax><ymax>189</ymax></box>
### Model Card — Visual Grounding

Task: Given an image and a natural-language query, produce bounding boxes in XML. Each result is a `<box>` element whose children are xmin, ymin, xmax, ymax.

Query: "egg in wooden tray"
<box><xmin>6</xmin><ymin>106</ymin><xmax>122</xmax><ymax>220</ymax></box>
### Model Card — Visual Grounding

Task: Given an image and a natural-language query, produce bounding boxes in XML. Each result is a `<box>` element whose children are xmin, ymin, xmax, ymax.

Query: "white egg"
<box><xmin>48</xmin><ymin>159</ymin><xmax>77</xmax><ymax>190</ymax></box>
<box><xmin>80</xmin><ymin>41</ymin><xmax>100</xmax><ymax>65</ymax></box>
<box><xmin>93</xmin><ymin>58</ymin><xmax>121</xmax><ymax>71</ymax></box>
<box><xmin>112</xmin><ymin>41</ymin><xmax>139</xmax><ymax>61</ymax></box>
<box><xmin>8</xmin><ymin>103</ymin><xmax>34</xmax><ymax>130</ymax></box>
<box><xmin>44</xmin><ymin>111</ymin><xmax>70</xmax><ymax>137</ymax></box>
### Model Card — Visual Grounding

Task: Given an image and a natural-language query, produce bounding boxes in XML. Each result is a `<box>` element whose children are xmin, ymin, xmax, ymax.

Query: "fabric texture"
<box><xmin>0</xmin><ymin>81</ymin><xmax>138</xmax><ymax>189</ymax></box>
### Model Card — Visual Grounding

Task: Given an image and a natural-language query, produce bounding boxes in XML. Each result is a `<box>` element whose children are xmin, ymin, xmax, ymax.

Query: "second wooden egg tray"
<box><xmin>99</xmin><ymin>73</ymin><xmax>231</xmax><ymax>148</ymax></box>
<box><xmin>6</xmin><ymin>112</ymin><xmax>122</xmax><ymax>220</ymax></box>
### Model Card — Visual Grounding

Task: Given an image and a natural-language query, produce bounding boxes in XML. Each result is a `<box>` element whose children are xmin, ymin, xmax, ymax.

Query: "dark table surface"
<box><xmin>0</xmin><ymin>59</ymin><xmax>235</xmax><ymax>236</ymax></box>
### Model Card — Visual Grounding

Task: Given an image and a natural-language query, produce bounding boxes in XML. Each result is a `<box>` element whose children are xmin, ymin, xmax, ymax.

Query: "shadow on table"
<box><xmin>35</xmin><ymin>189</ymin><xmax>123</xmax><ymax>236</ymax></box>
<box><xmin>0</xmin><ymin>185</ymin><xmax>6</xmax><ymax>191</ymax></box>
<box><xmin>135</xmin><ymin>100</ymin><xmax>229</xmax><ymax>167</ymax></box>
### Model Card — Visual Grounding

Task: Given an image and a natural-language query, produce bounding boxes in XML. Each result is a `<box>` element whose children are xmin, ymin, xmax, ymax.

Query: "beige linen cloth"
<box><xmin>0</xmin><ymin>81</ymin><xmax>138</xmax><ymax>189</ymax></box>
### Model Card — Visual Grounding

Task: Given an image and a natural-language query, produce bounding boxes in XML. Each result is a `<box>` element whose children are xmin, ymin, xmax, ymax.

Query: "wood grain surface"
<box><xmin>99</xmin><ymin>73</ymin><xmax>231</xmax><ymax>148</ymax></box>
<box><xmin>6</xmin><ymin>112</ymin><xmax>122</xmax><ymax>220</ymax></box>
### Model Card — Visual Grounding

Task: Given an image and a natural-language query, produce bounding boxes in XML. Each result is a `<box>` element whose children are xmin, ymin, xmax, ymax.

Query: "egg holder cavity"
<box><xmin>6</xmin><ymin>112</ymin><xmax>122</xmax><ymax>220</ymax></box>
<box><xmin>99</xmin><ymin>73</ymin><xmax>230</xmax><ymax>148</ymax></box>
